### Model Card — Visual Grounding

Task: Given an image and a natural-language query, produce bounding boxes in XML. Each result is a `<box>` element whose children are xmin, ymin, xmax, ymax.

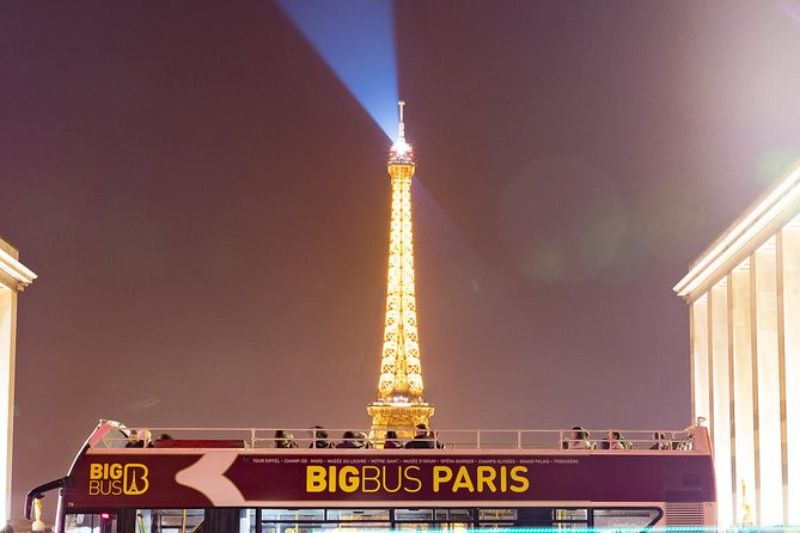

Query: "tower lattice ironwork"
<box><xmin>367</xmin><ymin>101</ymin><xmax>434</xmax><ymax>439</ymax></box>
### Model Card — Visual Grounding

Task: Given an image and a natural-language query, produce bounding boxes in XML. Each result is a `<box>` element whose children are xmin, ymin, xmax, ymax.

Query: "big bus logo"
<box><xmin>88</xmin><ymin>463</ymin><xmax>149</xmax><ymax>496</ymax></box>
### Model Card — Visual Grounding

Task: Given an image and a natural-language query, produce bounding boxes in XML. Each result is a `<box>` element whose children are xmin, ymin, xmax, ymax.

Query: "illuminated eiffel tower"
<box><xmin>367</xmin><ymin>101</ymin><xmax>434</xmax><ymax>440</ymax></box>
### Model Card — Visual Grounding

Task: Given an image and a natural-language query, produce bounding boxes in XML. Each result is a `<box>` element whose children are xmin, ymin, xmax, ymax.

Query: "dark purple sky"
<box><xmin>4</xmin><ymin>0</ymin><xmax>800</xmax><ymax>518</ymax></box>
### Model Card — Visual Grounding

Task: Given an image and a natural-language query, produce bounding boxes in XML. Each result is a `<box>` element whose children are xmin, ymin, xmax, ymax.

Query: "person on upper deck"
<box><xmin>405</xmin><ymin>424</ymin><xmax>435</xmax><ymax>449</ymax></box>
<box><xmin>148</xmin><ymin>433</ymin><xmax>173</xmax><ymax>448</ymax></box>
<box><xmin>676</xmin><ymin>431</ymin><xmax>694</xmax><ymax>451</ymax></box>
<box><xmin>309</xmin><ymin>425</ymin><xmax>334</xmax><ymax>448</ymax></box>
<box><xmin>383</xmin><ymin>430</ymin><xmax>403</xmax><ymax>449</ymax></box>
<box><xmin>606</xmin><ymin>431</ymin><xmax>625</xmax><ymax>450</ymax></box>
<box><xmin>564</xmin><ymin>426</ymin><xmax>593</xmax><ymax>450</ymax></box>
<box><xmin>126</xmin><ymin>429</ymin><xmax>144</xmax><ymax>448</ymax></box>
<box><xmin>650</xmin><ymin>431</ymin><xmax>671</xmax><ymax>450</ymax></box>
<box><xmin>431</xmin><ymin>430</ymin><xmax>445</xmax><ymax>449</ymax></box>
<box><xmin>336</xmin><ymin>431</ymin><xmax>362</xmax><ymax>448</ymax></box>
<box><xmin>275</xmin><ymin>430</ymin><xmax>299</xmax><ymax>448</ymax></box>
<box><xmin>357</xmin><ymin>431</ymin><xmax>373</xmax><ymax>448</ymax></box>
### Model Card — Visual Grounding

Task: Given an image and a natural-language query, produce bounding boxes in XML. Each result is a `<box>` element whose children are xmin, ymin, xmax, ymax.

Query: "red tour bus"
<box><xmin>26</xmin><ymin>421</ymin><xmax>716</xmax><ymax>532</ymax></box>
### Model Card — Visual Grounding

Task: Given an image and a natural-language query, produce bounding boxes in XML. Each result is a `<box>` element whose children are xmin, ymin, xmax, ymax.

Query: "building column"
<box><xmin>711</xmin><ymin>279</ymin><xmax>734</xmax><ymax>527</ymax></box>
<box><xmin>0</xmin><ymin>287</ymin><xmax>17</xmax><ymax>526</ymax></box>
<box><xmin>0</xmin><ymin>243</ymin><xmax>36</xmax><ymax>525</ymax></box>
<box><xmin>691</xmin><ymin>295</ymin><xmax>711</xmax><ymax>424</ymax></box>
<box><xmin>731</xmin><ymin>260</ymin><xmax>757</xmax><ymax>525</ymax></box>
<box><xmin>753</xmin><ymin>239</ymin><xmax>783</xmax><ymax>525</ymax></box>
<box><xmin>780</xmin><ymin>223</ymin><xmax>800</xmax><ymax>525</ymax></box>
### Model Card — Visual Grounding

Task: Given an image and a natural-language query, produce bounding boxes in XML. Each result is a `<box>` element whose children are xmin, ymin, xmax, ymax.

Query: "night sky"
<box><xmin>4</xmin><ymin>0</ymin><xmax>800</xmax><ymax>519</ymax></box>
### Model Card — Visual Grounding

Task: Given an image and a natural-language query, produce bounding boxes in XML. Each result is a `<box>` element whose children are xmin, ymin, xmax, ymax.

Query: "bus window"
<box><xmin>593</xmin><ymin>508</ymin><xmax>661</xmax><ymax>529</ymax></box>
<box><xmin>260</xmin><ymin>508</ymin><xmax>321</xmax><ymax>533</ymax></box>
<box><xmin>396</xmin><ymin>525</ymin><xmax>431</xmax><ymax>532</ymax></box>
<box><xmin>261</xmin><ymin>508</ymin><xmax>325</xmax><ymax>521</ymax></box>
<box><xmin>479</xmin><ymin>508</ymin><xmax>518</xmax><ymax>521</ymax></box>
<box><xmin>554</xmin><ymin>509</ymin><xmax>587</xmax><ymax>521</ymax></box>
<box><xmin>434</xmin><ymin>508</ymin><xmax>473</xmax><ymax>522</ymax></box>
<box><xmin>260</xmin><ymin>523</ymin><xmax>304</xmax><ymax>533</ymax></box>
<box><xmin>394</xmin><ymin>508</ymin><xmax>434</xmax><ymax>521</ymax></box>
<box><xmin>432</xmin><ymin>508</ymin><xmax>473</xmax><ymax>531</ymax></box>
<box><xmin>327</xmin><ymin>508</ymin><xmax>390</xmax><ymax>521</ymax></box>
<box><xmin>135</xmin><ymin>509</ymin><xmax>205</xmax><ymax>532</ymax></box>
<box><xmin>64</xmin><ymin>513</ymin><xmax>117</xmax><ymax>533</ymax></box>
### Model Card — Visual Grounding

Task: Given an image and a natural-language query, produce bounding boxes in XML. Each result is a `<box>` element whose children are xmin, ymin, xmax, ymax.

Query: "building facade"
<box><xmin>674</xmin><ymin>166</ymin><xmax>800</xmax><ymax>527</ymax></box>
<box><xmin>0</xmin><ymin>237</ymin><xmax>36</xmax><ymax>525</ymax></box>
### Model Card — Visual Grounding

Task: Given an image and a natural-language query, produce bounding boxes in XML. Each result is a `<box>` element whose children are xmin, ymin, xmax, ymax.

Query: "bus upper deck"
<box><xmin>26</xmin><ymin>420</ymin><xmax>716</xmax><ymax>532</ymax></box>
<box><xmin>80</xmin><ymin>422</ymin><xmax>702</xmax><ymax>451</ymax></box>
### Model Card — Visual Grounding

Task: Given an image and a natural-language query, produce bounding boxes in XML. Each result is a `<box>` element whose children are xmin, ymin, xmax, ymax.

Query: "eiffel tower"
<box><xmin>367</xmin><ymin>102</ymin><xmax>434</xmax><ymax>440</ymax></box>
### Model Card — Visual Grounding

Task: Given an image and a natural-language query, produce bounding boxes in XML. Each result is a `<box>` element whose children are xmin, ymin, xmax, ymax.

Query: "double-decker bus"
<box><xmin>25</xmin><ymin>421</ymin><xmax>715</xmax><ymax>532</ymax></box>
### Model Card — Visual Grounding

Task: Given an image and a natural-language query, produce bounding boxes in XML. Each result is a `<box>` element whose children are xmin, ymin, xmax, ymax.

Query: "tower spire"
<box><xmin>368</xmin><ymin>101</ymin><xmax>434</xmax><ymax>441</ymax></box>
<box><xmin>398</xmin><ymin>100</ymin><xmax>406</xmax><ymax>140</ymax></box>
<box><xmin>390</xmin><ymin>100</ymin><xmax>412</xmax><ymax>162</ymax></box>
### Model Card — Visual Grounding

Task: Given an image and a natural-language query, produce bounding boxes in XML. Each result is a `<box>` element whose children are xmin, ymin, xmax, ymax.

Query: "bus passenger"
<box><xmin>676</xmin><ymin>432</ymin><xmax>694</xmax><ymax>451</ymax></box>
<box><xmin>336</xmin><ymin>431</ymin><xmax>362</xmax><ymax>448</ymax></box>
<box><xmin>405</xmin><ymin>424</ymin><xmax>435</xmax><ymax>449</ymax></box>
<box><xmin>650</xmin><ymin>431</ymin><xmax>672</xmax><ymax>450</ymax></box>
<box><xmin>274</xmin><ymin>430</ymin><xmax>298</xmax><ymax>448</ymax></box>
<box><xmin>309</xmin><ymin>426</ymin><xmax>334</xmax><ymax>448</ymax></box>
<box><xmin>607</xmin><ymin>431</ymin><xmax>625</xmax><ymax>450</ymax></box>
<box><xmin>357</xmin><ymin>431</ymin><xmax>373</xmax><ymax>448</ymax></box>
<box><xmin>149</xmin><ymin>433</ymin><xmax>173</xmax><ymax>448</ymax></box>
<box><xmin>432</xmin><ymin>430</ymin><xmax>445</xmax><ymax>449</ymax></box>
<box><xmin>650</xmin><ymin>431</ymin><xmax>671</xmax><ymax>450</ymax></box>
<box><xmin>125</xmin><ymin>429</ymin><xmax>144</xmax><ymax>448</ymax></box>
<box><xmin>564</xmin><ymin>426</ymin><xmax>592</xmax><ymax>450</ymax></box>
<box><xmin>383</xmin><ymin>430</ymin><xmax>403</xmax><ymax>449</ymax></box>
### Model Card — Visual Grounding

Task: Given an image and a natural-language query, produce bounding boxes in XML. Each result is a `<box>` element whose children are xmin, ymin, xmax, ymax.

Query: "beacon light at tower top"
<box><xmin>389</xmin><ymin>100</ymin><xmax>414</xmax><ymax>164</ymax></box>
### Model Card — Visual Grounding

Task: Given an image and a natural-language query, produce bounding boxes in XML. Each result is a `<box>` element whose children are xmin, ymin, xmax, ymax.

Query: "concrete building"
<box><xmin>0</xmin><ymin>237</ymin><xmax>36</xmax><ymax>526</ymax></box>
<box><xmin>674</xmin><ymin>166</ymin><xmax>800</xmax><ymax>527</ymax></box>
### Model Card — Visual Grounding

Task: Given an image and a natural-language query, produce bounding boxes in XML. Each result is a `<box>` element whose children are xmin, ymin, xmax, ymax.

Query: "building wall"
<box><xmin>689</xmin><ymin>223</ymin><xmax>800</xmax><ymax>527</ymax></box>
<box><xmin>0</xmin><ymin>240</ymin><xmax>35</xmax><ymax>525</ymax></box>
<box><xmin>0</xmin><ymin>286</ymin><xmax>18</xmax><ymax>525</ymax></box>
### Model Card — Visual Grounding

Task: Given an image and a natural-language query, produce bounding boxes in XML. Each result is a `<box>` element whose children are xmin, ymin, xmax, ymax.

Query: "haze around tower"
<box><xmin>6</xmin><ymin>0</ymin><xmax>800</xmax><ymax>524</ymax></box>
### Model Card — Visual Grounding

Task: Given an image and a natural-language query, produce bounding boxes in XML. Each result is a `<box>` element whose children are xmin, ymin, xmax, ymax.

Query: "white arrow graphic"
<box><xmin>175</xmin><ymin>452</ymin><xmax>245</xmax><ymax>506</ymax></box>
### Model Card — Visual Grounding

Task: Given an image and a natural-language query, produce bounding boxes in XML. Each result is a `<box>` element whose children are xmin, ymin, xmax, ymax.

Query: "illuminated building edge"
<box><xmin>0</xmin><ymin>238</ymin><xmax>36</xmax><ymax>524</ymax></box>
<box><xmin>674</xmin><ymin>164</ymin><xmax>800</xmax><ymax>527</ymax></box>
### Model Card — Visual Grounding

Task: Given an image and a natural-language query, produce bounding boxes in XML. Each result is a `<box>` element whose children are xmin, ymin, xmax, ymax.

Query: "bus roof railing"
<box><xmin>89</xmin><ymin>421</ymin><xmax>708</xmax><ymax>453</ymax></box>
